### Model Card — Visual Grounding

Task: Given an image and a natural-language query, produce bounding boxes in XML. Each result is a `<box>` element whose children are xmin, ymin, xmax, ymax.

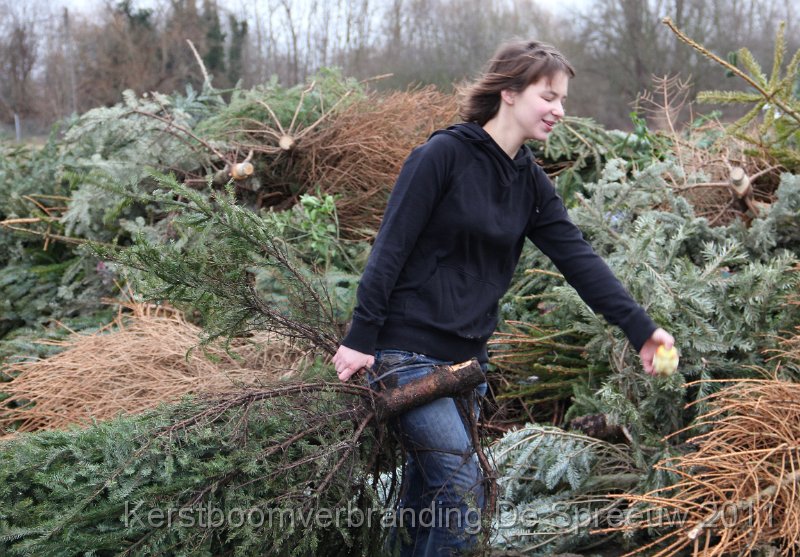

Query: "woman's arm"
<box><xmin>527</xmin><ymin>166</ymin><xmax>672</xmax><ymax>365</ymax></box>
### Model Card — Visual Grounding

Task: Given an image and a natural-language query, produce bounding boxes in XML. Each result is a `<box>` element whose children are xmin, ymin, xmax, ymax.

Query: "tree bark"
<box><xmin>373</xmin><ymin>359</ymin><xmax>485</xmax><ymax>422</ymax></box>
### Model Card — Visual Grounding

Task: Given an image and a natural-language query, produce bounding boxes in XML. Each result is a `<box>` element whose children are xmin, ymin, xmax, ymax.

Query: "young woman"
<box><xmin>333</xmin><ymin>40</ymin><xmax>674</xmax><ymax>556</ymax></box>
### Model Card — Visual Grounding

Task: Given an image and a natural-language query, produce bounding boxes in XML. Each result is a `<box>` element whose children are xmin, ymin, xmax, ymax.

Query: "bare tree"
<box><xmin>63</xmin><ymin>8</ymin><xmax>78</xmax><ymax>115</ymax></box>
<box><xmin>279</xmin><ymin>0</ymin><xmax>301</xmax><ymax>84</ymax></box>
<box><xmin>0</xmin><ymin>4</ymin><xmax>39</xmax><ymax>123</ymax></box>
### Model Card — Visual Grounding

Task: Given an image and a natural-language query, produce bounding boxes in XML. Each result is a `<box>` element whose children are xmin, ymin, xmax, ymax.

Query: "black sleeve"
<box><xmin>526</xmin><ymin>166</ymin><xmax>656</xmax><ymax>352</ymax></box>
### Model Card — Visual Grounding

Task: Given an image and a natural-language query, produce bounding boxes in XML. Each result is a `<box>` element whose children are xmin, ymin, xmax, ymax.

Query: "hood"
<box><xmin>431</xmin><ymin>122</ymin><xmax>540</xmax><ymax>209</ymax></box>
<box><xmin>431</xmin><ymin>122</ymin><xmax>533</xmax><ymax>187</ymax></box>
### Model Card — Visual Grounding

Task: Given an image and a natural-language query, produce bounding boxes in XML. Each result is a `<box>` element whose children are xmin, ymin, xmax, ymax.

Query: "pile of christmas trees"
<box><xmin>1</xmin><ymin>24</ymin><xmax>799</xmax><ymax>557</ymax></box>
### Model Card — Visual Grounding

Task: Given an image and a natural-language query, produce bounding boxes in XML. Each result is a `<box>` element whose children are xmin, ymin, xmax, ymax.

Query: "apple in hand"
<box><xmin>653</xmin><ymin>345</ymin><xmax>679</xmax><ymax>376</ymax></box>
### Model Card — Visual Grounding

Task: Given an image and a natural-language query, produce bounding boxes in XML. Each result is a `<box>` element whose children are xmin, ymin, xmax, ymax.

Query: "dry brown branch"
<box><xmin>0</xmin><ymin>216</ymin><xmax>115</xmax><ymax>249</ymax></box>
<box><xmin>635</xmin><ymin>74</ymin><xmax>694</xmax><ymax>173</ymax></box>
<box><xmin>0</xmin><ymin>302</ymin><xmax>312</xmax><ymax>436</ymax></box>
<box><xmin>0</xmin><ymin>193</ymin><xmax>91</xmax><ymax>251</ymax></box>
<box><xmin>297</xmin><ymin>87</ymin><xmax>458</xmax><ymax>239</ymax></box>
<box><xmin>186</xmin><ymin>39</ymin><xmax>210</xmax><ymax>88</ymax></box>
<box><xmin>600</xmin><ymin>378</ymin><xmax>800</xmax><ymax>556</ymax></box>
<box><xmin>764</xmin><ymin>291</ymin><xmax>800</xmax><ymax>378</ymax></box>
<box><xmin>0</xmin><ymin>295</ymin><xmax>493</xmax><ymax>508</ymax></box>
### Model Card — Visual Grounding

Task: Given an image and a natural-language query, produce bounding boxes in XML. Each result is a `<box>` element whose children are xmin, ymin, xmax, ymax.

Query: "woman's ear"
<box><xmin>500</xmin><ymin>89</ymin><xmax>516</xmax><ymax>105</ymax></box>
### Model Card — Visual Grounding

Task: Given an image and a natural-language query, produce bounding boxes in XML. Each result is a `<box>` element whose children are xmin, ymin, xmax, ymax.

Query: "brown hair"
<box><xmin>458</xmin><ymin>40</ymin><xmax>575</xmax><ymax>126</ymax></box>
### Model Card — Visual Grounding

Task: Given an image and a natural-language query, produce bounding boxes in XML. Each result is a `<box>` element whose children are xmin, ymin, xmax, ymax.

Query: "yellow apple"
<box><xmin>653</xmin><ymin>345</ymin><xmax>679</xmax><ymax>376</ymax></box>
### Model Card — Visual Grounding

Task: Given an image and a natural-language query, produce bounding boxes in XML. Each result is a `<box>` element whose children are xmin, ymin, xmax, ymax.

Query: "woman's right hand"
<box><xmin>332</xmin><ymin>345</ymin><xmax>374</xmax><ymax>382</ymax></box>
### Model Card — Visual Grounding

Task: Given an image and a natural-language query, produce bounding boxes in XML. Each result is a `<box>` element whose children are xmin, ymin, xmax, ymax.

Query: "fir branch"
<box><xmin>768</xmin><ymin>22</ymin><xmax>787</xmax><ymax>90</ymax></box>
<box><xmin>93</xmin><ymin>172</ymin><xmax>342</xmax><ymax>353</ymax></box>
<box><xmin>695</xmin><ymin>91</ymin><xmax>764</xmax><ymax>104</ymax></box>
<box><xmin>662</xmin><ymin>17</ymin><xmax>800</xmax><ymax>127</ymax></box>
<box><xmin>737</xmin><ymin>47</ymin><xmax>768</xmax><ymax>88</ymax></box>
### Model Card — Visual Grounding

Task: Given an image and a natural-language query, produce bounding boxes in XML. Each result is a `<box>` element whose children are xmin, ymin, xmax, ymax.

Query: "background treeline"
<box><xmin>1</xmin><ymin>0</ymin><xmax>798</xmax><ymax>137</ymax></box>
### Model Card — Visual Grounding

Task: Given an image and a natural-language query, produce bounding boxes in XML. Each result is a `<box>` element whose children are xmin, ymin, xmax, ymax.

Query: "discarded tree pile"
<box><xmin>487</xmin><ymin>159</ymin><xmax>799</xmax><ymax>433</ymax></box>
<box><xmin>490</xmin><ymin>423</ymin><xmax>644</xmax><ymax>555</ymax></box>
<box><xmin>635</xmin><ymin>75</ymin><xmax>783</xmax><ymax>227</ymax></box>
<box><xmin>1</xmin><ymin>24</ymin><xmax>798</xmax><ymax>555</ymax></box>
<box><xmin>479</xmin><ymin>156</ymin><xmax>799</xmax><ymax>551</ymax></box>
<box><xmin>194</xmin><ymin>77</ymin><xmax>458</xmax><ymax>238</ymax></box>
<box><xmin>661</xmin><ymin>17</ymin><xmax>800</xmax><ymax>226</ymax></box>
<box><xmin>0</xmin><ymin>169</ymin><xmax>494</xmax><ymax>555</ymax></box>
<box><xmin>598</xmin><ymin>320</ymin><xmax>800</xmax><ymax>556</ymax></box>
<box><xmin>0</xmin><ymin>316</ymin><xmax>485</xmax><ymax>555</ymax></box>
<box><xmin>0</xmin><ymin>73</ymin><xmax>459</xmax><ymax>362</ymax></box>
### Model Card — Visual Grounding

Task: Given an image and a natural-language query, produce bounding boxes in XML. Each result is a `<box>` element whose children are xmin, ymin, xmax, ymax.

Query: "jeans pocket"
<box><xmin>374</xmin><ymin>349</ymin><xmax>417</xmax><ymax>369</ymax></box>
<box><xmin>370</xmin><ymin>350</ymin><xmax>417</xmax><ymax>387</ymax></box>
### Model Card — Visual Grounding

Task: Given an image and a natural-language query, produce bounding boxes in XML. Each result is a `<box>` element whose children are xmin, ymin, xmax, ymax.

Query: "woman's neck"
<box><xmin>482</xmin><ymin>116</ymin><xmax>524</xmax><ymax>159</ymax></box>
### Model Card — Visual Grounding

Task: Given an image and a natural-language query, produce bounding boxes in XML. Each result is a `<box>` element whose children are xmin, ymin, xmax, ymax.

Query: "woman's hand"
<box><xmin>639</xmin><ymin>328</ymin><xmax>675</xmax><ymax>375</ymax></box>
<box><xmin>332</xmin><ymin>345</ymin><xmax>374</xmax><ymax>382</ymax></box>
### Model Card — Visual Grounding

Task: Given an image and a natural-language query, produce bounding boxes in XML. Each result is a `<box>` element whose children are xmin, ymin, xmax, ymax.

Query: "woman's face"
<box><xmin>506</xmin><ymin>71</ymin><xmax>569</xmax><ymax>142</ymax></box>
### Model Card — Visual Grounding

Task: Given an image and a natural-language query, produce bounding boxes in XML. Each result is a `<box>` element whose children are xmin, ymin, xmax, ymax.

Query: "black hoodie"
<box><xmin>341</xmin><ymin>123</ymin><xmax>656</xmax><ymax>363</ymax></box>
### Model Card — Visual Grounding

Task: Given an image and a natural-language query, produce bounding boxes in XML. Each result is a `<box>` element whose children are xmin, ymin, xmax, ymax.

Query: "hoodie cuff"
<box><xmin>619</xmin><ymin>309</ymin><xmax>658</xmax><ymax>353</ymax></box>
<box><xmin>340</xmin><ymin>317</ymin><xmax>381</xmax><ymax>356</ymax></box>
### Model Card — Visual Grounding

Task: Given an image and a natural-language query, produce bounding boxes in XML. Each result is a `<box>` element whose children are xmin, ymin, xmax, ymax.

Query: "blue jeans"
<box><xmin>368</xmin><ymin>350</ymin><xmax>488</xmax><ymax>557</ymax></box>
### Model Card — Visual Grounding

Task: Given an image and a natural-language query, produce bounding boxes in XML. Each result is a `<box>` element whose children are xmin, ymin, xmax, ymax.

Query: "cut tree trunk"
<box><xmin>373</xmin><ymin>359</ymin><xmax>485</xmax><ymax>422</ymax></box>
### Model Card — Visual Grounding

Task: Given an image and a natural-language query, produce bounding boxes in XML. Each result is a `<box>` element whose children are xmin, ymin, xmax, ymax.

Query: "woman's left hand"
<box><xmin>639</xmin><ymin>328</ymin><xmax>675</xmax><ymax>375</ymax></box>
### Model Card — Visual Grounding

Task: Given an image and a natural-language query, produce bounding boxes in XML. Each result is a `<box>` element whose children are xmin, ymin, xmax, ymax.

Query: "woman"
<box><xmin>333</xmin><ymin>40</ymin><xmax>674</xmax><ymax>556</ymax></box>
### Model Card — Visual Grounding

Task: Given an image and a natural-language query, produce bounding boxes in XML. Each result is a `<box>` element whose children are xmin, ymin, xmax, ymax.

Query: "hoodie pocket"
<box><xmin>405</xmin><ymin>264</ymin><xmax>500</xmax><ymax>339</ymax></box>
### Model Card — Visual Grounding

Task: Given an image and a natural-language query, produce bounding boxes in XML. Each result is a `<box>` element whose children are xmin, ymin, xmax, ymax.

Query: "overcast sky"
<box><xmin>42</xmin><ymin>0</ymin><xmax>593</xmax><ymax>18</ymax></box>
